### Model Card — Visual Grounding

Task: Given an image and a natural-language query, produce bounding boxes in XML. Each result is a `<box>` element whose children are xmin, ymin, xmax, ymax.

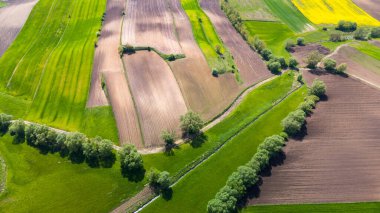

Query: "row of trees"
<box><xmin>323</xmin><ymin>58</ymin><xmax>347</xmax><ymax>75</ymax></box>
<box><xmin>207</xmin><ymin>135</ymin><xmax>286</xmax><ymax>212</ymax></box>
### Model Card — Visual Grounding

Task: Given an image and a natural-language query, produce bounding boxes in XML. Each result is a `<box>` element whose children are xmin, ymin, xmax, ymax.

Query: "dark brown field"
<box><xmin>291</xmin><ymin>44</ymin><xmax>330</xmax><ymax>67</ymax></box>
<box><xmin>250</xmin><ymin>70</ymin><xmax>380</xmax><ymax>205</ymax></box>
<box><xmin>353</xmin><ymin>0</ymin><xmax>380</xmax><ymax>20</ymax></box>
<box><xmin>200</xmin><ymin>0</ymin><xmax>270</xmax><ymax>86</ymax></box>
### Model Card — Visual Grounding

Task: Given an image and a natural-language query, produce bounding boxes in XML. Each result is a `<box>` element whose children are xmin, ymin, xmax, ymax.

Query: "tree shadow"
<box><xmin>189</xmin><ymin>133</ymin><xmax>207</xmax><ymax>148</ymax></box>
<box><xmin>161</xmin><ymin>188</ymin><xmax>173</xmax><ymax>201</ymax></box>
<box><xmin>69</xmin><ymin>151</ymin><xmax>85</xmax><ymax>164</ymax></box>
<box><xmin>100</xmin><ymin>154</ymin><xmax>116</xmax><ymax>168</ymax></box>
<box><xmin>292</xmin><ymin>122</ymin><xmax>309</xmax><ymax>141</ymax></box>
<box><xmin>122</xmin><ymin>167</ymin><xmax>146</xmax><ymax>182</ymax></box>
<box><xmin>0</xmin><ymin>126</ymin><xmax>9</xmax><ymax>136</ymax></box>
<box><xmin>86</xmin><ymin>157</ymin><xmax>100</xmax><ymax>168</ymax></box>
<box><xmin>11</xmin><ymin>135</ymin><xmax>25</xmax><ymax>144</ymax></box>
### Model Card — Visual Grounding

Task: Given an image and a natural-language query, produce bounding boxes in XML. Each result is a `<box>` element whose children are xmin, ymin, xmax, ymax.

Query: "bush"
<box><xmin>267</xmin><ymin>61</ymin><xmax>281</xmax><ymax>74</ymax></box>
<box><xmin>278</xmin><ymin>57</ymin><xmax>288</xmax><ymax>69</ymax></box>
<box><xmin>289</xmin><ymin>57</ymin><xmax>299</xmax><ymax>69</ymax></box>
<box><xmin>261</xmin><ymin>49</ymin><xmax>272</xmax><ymax>61</ymax></box>
<box><xmin>9</xmin><ymin>119</ymin><xmax>25</xmax><ymax>143</ymax></box>
<box><xmin>330</xmin><ymin>33</ymin><xmax>344</xmax><ymax>42</ymax></box>
<box><xmin>336</xmin><ymin>20</ymin><xmax>357</xmax><ymax>32</ymax></box>
<box><xmin>297</xmin><ymin>37</ymin><xmax>305</xmax><ymax>46</ymax></box>
<box><xmin>354</xmin><ymin>28</ymin><xmax>370</xmax><ymax>41</ymax></box>
<box><xmin>180</xmin><ymin>111</ymin><xmax>204</xmax><ymax>136</ymax></box>
<box><xmin>309</xmin><ymin>79</ymin><xmax>326</xmax><ymax>98</ymax></box>
<box><xmin>323</xmin><ymin>58</ymin><xmax>337</xmax><ymax>71</ymax></box>
<box><xmin>0</xmin><ymin>113</ymin><xmax>12</xmax><ymax>133</ymax></box>
<box><xmin>298</xmin><ymin>100</ymin><xmax>314</xmax><ymax>115</ymax></box>
<box><xmin>371</xmin><ymin>27</ymin><xmax>380</xmax><ymax>38</ymax></box>
<box><xmin>281</xmin><ymin>110</ymin><xmax>306</xmax><ymax>136</ymax></box>
<box><xmin>305</xmin><ymin>51</ymin><xmax>324</xmax><ymax>69</ymax></box>
<box><xmin>285</xmin><ymin>40</ymin><xmax>295</xmax><ymax>51</ymax></box>
<box><xmin>279</xmin><ymin>132</ymin><xmax>288</xmax><ymax>141</ymax></box>
<box><xmin>211</xmin><ymin>69</ymin><xmax>218</xmax><ymax>77</ymax></box>
<box><xmin>297</xmin><ymin>74</ymin><xmax>303</xmax><ymax>84</ymax></box>
<box><xmin>251</xmin><ymin>36</ymin><xmax>266</xmax><ymax>53</ymax></box>
<box><xmin>336</xmin><ymin>63</ymin><xmax>347</xmax><ymax>74</ymax></box>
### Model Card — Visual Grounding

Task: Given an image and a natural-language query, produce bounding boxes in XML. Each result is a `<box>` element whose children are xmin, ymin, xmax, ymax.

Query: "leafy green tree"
<box><xmin>226</xmin><ymin>172</ymin><xmax>246</xmax><ymax>199</ymax></box>
<box><xmin>157</xmin><ymin>171</ymin><xmax>171</xmax><ymax>190</ymax></box>
<box><xmin>306</xmin><ymin>51</ymin><xmax>323</xmax><ymax>69</ymax></box>
<box><xmin>371</xmin><ymin>27</ymin><xmax>380</xmax><ymax>38</ymax></box>
<box><xmin>336</xmin><ymin>20</ymin><xmax>357</xmax><ymax>32</ymax></box>
<box><xmin>97</xmin><ymin>138</ymin><xmax>115</xmax><ymax>167</ymax></box>
<box><xmin>83</xmin><ymin>140</ymin><xmax>99</xmax><ymax>167</ymax></box>
<box><xmin>161</xmin><ymin>130</ymin><xmax>176</xmax><ymax>151</ymax></box>
<box><xmin>297</xmin><ymin>37</ymin><xmax>305</xmax><ymax>46</ymax></box>
<box><xmin>260</xmin><ymin>49</ymin><xmax>272</xmax><ymax>61</ymax></box>
<box><xmin>148</xmin><ymin>168</ymin><xmax>161</xmax><ymax>188</ymax></box>
<box><xmin>354</xmin><ymin>28</ymin><xmax>370</xmax><ymax>40</ymax></box>
<box><xmin>54</xmin><ymin>133</ymin><xmax>67</xmax><ymax>153</ymax></box>
<box><xmin>281</xmin><ymin>110</ymin><xmax>306</xmax><ymax>136</ymax></box>
<box><xmin>9</xmin><ymin>119</ymin><xmax>25</xmax><ymax>143</ymax></box>
<box><xmin>237</xmin><ymin>166</ymin><xmax>258</xmax><ymax>188</ymax></box>
<box><xmin>207</xmin><ymin>198</ymin><xmax>229</xmax><ymax>213</ymax></box>
<box><xmin>258</xmin><ymin>135</ymin><xmax>285</xmax><ymax>157</ymax></box>
<box><xmin>267</xmin><ymin>61</ymin><xmax>281</xmax><ymax>74</ymax></box>
<box><xmin>253</xmin><ymin>149</ymin><xmax>270</xmax><ymax>171</ymax></box>
<box><xmin>215</xmin><ymin>186</ymin><xmax>238</xmax><ymax>211</ymax></box>
<box><xmin>289</xmin><ymin>57</ymin><xmax>299</xmax><ymax>69</ymax></box>
<box><xmin>298</xmin><ymin>100</ymin><xmax>314</xmax><ymax>115</ymax></box>
<box><xmin>336</xmin><ymin>63</ymin><xmax>347</xmax><ymax>74</ymax></box>
<box><xmin>323</xmin><ymin>58</ymin><xmax>337</xmax><ymax>71</ymax></box>
<box><xmin>285</xmin><ymin>40</ymin><xmax>295</xmax><ymax>51</ymax></box>
<box><xmin>309</xmin><ymin>79</ymin><xmax>326</xmax><ymax>98</ymax></box>
<box><xmin>119</xmin><ymin>144</ymin><xmax>144</xmax><ymax>177</ymax></box>
<box><xmin>0</xmin><ymin>113</ymin><xmax>12</xmax><ymax>134</ymax></box>
<box><xmin>251</xmin><ymin>36</ymin><xmax>266</xmax><ymax>53</ymax></box>
<box><xmin>180</xmin><ymin>111</ymin><xmax>204</xmax><ymax>136</ymax></box>
<box><xmin>65</xmin><ymin>132</ymin><xmax>87</xmax><ymax>154</ymax></box>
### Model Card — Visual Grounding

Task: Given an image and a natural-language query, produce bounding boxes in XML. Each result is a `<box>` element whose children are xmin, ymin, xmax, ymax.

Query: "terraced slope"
<box><xmin>0</xmin><ymin>0</ymin><xmax>118</xmax><ymax>142</ymax></box>
<box><xmin>292</xmin><ymin>0</ymin><xmax>380</xmax><ymax>26</ymax></box>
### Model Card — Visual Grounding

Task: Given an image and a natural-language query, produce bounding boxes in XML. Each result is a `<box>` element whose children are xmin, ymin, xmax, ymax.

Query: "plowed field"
<box><xmin>250</xmin><ymin>71</ymin><xmax>380</xmax><ymax>205</ymax></box>
<box><xmin>353</xmin><ymin>0</ymin><xmax>380</xmax><ymax>20</ymax></box>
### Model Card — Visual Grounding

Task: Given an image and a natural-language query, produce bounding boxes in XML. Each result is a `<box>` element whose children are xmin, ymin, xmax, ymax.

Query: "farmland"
<box><xmin>353</xmin><ymin>0</ymin><xmax>380</xmax><ymax>20</ymax></box>
<box><xmin>292</xmin><ymin>0</ymin><xmax>380</xmax><ymax>26</ymax></box>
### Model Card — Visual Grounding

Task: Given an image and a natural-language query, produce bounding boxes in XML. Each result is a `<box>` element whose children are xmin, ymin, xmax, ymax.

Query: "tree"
<box><xmin>281</xmin><ymin>110</ymin><xmax>306</xmax><ymax>136</ymax></box>
<box><xmin>148</xmin><ymin>168</ymin><xmax>161</xmax><ymax>188</ymax></box>
<box><xmin>25</xmin><ymin>124</ymin><xmax>38</xmax><ymax>145</ymax></box>
<box><xmin>237</xmin><ymin>166</ymin><xmax>258</xmax><ymax>188</ymax></box>
<box><xmin>267</xmin><ymin>61</ymin><xmax>281</xmax><ymax>74</ymax></box>
<box><xmin>180</xmin><ymin>111</ymin><xmax>204</xmax><ymax>136</ymax></box>
<box><xmin>251</xmin><ymin>36</ymin><xmax>265</xmax><ymax>53</ymax></box>
<box><xmin>157</xmin><ymin>171</ymin><xmax>171</xmax><ymax>191</ymax></box>
<box><xmin>330</xmin><ymin>33</ymin><xmax>343</xmax><ymax>42</ymax></box>
<box><xmin>336</xmin><ymin>63</ymin><xmax>347</xmax><ymax>74</ymax></box>
<box><xmin>9</xmin><ymin>119</ymin><xmax>25</xmax><ymax>143</ymax></box>
<box><xmin>336</xmin><ymin>20</ymin><xmax>357</xmax><ymax>32</ymax></box>
<box><xmin>309</xmin><ymin>79</ymin><xmax>326</xmax><ymax>98</ymax></box>
<box><xmin>161</xmin><ymin>130</ymin><xmax>176</xmax><ymax>151</ymax></box>
<box><xmin>253</xmin><ymin>149</ymin><xmax>270</xmax><ymax>171</ymax></box>
<box><xmin>285</xmin><ymin>40</ymin><xmax>295</xmax><ymax>51</ymax></box>
<box><xmin>258</xmin><ymin>135</ymin><xmax>285</xmax><ymax>157</ymax></box>
<box><xmin>260</xmin><ymin>48</ymin><xmax>272</xmax><ymax>61</ymax></box>
<box><xmin>65</xmin><ymin>132</ymin><xmax>87</xmax><ymax>154</ymax></box>
<box><xmin>297</xmin><ymin>37</ymin><xmax>305</xmax><ymax>46</ymax></box>
<box><xmin>371</xmin><ymin>27</ymin><xmax>380</xmax><ymax>38</ymax></box>
<box><xmin>298</xmin><ymin>100</ymin><xmax>314</xmax><ymax>115</ymax></box>
<box><xmin>323</xmin><ymin>58</ymin><xmax>337</xmax><ymax>71</ymax></box>
<box><xmin>278</xmin><ymin>57</ymin><xmax>287</xmax><ymax>69</ymax></box>
<box><xmin>354</xmin><ymin>28</ymin><xmax>370</xmax><ymax>40</ymax></box>
<box><xmin>54</xmin><ymin>133</ymin><xmax>67</xmax><ymax>153</ymax></box>
<box><xmin>97</xmin><ymin>138</ymin><xmax>115</xmax><ymax>167</ymax></box>
<box><xmin>0</xmin><ymin>113</ymin><xmax>12</xmax><ymax>133</ymax></box>
<box><xmin>289</xmin><ymin>57</ymin><xmax>299</xmax><ymax>69</ymax></box>
<box><xmin>207</xmin><ymin>198</ymin><xmax>229</xmax><ymax>213</ymax></box>
<box><xmin>305</xmin><ymin>51</ymin><xmax>323</xmax><ymax>69</ymax></box>
<box><xmin>119</xmin><ymin>144</ymin><xmax>144</xmax><ymax>177</ymax></box>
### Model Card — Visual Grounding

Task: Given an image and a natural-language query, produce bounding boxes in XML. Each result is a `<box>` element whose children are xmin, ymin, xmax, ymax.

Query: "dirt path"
<box><xmin>0</xmin><ymin>0</ymin><xmax>38</xmax><ymax>56</ymax></box>
<box><xmin>250</xmin><ymin>71</ymin><xmax>380</xmax><ymax>205</ymax></box>
<box><xmin>123</xmin><ymin>51</ymin><xmax>187</xmax><ymax>148</ymax></box>
<box><xmin>353</xmin><ymin>0</ymin><xmax>380</xmax><ymax>20</ymax></box>
<box><xmin>200</xmin><ymin>0</ymin><xmax>270</xmax><ymax>86</ymax></box>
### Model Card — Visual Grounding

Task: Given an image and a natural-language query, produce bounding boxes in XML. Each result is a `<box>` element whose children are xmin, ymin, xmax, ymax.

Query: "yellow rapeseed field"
<box><xmin>292</xmin><ymin>0</ymin><xmax>380</xmax><ymax>26</ymax></box>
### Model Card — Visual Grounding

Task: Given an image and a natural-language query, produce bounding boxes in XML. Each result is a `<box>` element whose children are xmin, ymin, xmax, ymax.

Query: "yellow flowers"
<box><xmin>292</xmin><ymin>0</ymin><xmax>380</xmax><ymax>26</ymax></box>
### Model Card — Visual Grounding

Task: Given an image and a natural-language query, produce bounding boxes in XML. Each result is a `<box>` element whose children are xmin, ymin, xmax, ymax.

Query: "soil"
<box><xmin>122</xmin><ymin>0</ymin><xmax>182</xmax><ymax>54</ymax></box>
<box><xmin>250</xmin><ymin>71</ymin><xmax>380</xmax><ymax>205</ymax></box>
<box><xmin>123</xmin><ymin>51</ymin><xmax>187</xmax><ymax>148</ymax></box>
<box><xmin>0</xmin><ymin>0</ymin><xmax>38</xmax><ymax>56</ymax></box>
<box><xmin>200</xmin><ymin>0</ymin><xmax>271</xmax><ymax>87</ymax></box>
<box><xmin>291</xmin><ymin>44</ymin><xmax>330</xmax><ymax>67</ymax></box>
<box><xmin>353</xmin><ymin>0</ymin><xmax>380</xmax><ymax>20</ymax></box>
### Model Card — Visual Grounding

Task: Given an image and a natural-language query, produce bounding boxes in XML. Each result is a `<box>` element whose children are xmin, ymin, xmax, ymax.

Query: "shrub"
<box><xmin>0</xmin><ymin>113</ymin><xmax>12</xmax><ymax>133</ymax></box>
<box><xmin>180</xmin><ymin>111</ymin><xmax>204</xmax><ymax>136</ymax></box>
<box><xmin>371</xmin><ymin>27</ymin><xmax>380</xmax><ymax>38</ymax></box>
<box><xmin>354</xmin><ymin>28</ymin><xmax>370</xmax><ymax>41</ymax></box>
<box><xmin>251</xmin><ymin>36</ymin><xmax>266</xmax><ymax>53</ymax></box>
<box><xmin>9</xmin><ymin>119</ymin><xmax>25</xmax><ymax>143</ymax></box>
<box><xmin>289</xmin><ymin>57</ymin><xmax>299</xmax><ymax>69</ymax></box>
<box><xmin>285</xmin><ymin>40</ymin><xmax>295</xmax><ymax>51</ymax></box>
<box><xmin>161</xmin><ymin>130</ymin><xmax>176</xmax><ymax>151</ymax></box>
<box><xmin>336</xmin><ymin>20</ymin><xmax>357</xmax><ymax>32</ymax></box>
<box><xmin>261</xmin><ymin>49</ymin><xmax>272</xmax><ymax>61</ymax></box>
<box><xmin>305</xmin><ymin>51</ymin><xmax>324</xmax><ymax>69</ymax></box>
<box><xmin>119</xmin><ymin>144</ymin><xmax>143</xmax><ymax>175</ymax></box>
<box><xmin>267</xmin><ymin>61</ymin><xmax>281</xmax><ymax>74</ymax></box>
<box><xmin>336</xmin><ymin>63</ymin><xmax>347</xmax><ymax>74</ymax></box>
<box><xmin>282</xmin><ymin>110</ymin><xmax>306</xmax><ymax>136</ymax></box>
<box><xmin>309</xmin><ymin>79</ymin><xmax>326</xmax><ymax>98</ymax></box>
<box><xmin>211</xmin><ymin>69</ymin><xmax>218</xmax><ymax>77</ymax></box>
<box><xmin>330</xmin><ymin>33</ymin><xmax>343</xmax><ymax>42</ymax></box>
<box><xmin>297</xmin><ymin>37</ymin><xmax>305</xmax><ymax>46</ymax></box>
<box><xmin>278</xmin><ymin>57</ymin><xmax>288</xmax><ymax>69</ymax></box>
<box><xmin>297</xmin><ymin>74</ymin><xmax>303</xmax><ymax>84</ymax></box>
<box><xmin>323</xmin><ymin>58</ymin><xmax>337</xmax><ymax>71</ymax></box>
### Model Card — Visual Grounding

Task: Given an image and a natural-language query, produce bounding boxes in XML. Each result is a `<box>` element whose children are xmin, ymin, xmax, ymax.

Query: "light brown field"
<box><xmin>250</xmin><ymin>71</ymin><xmax>380</xmax><ymax>205</ymax></box>
<box><xmin>200</xmin><ymin>0</ymin><xmax>271</xmax><ymax>87</ymax></box>
<box><xmin>122</xmin><ymin>0</ymin><xmax>182</xmax><ymax>54</ymax></box>
<box><xmin>0</xmin><ymin>0</ymin><xmax>38</xmax><ymax>56</ymax></box>
<box><xmin>353</xmin><ymin>0</ymin><xmax>380</xmax><ymax>20</ymax></box>
<box><xmin>123</xmin><ymin>51</ymin><xmax>187</xmax><ymax>147</ymax></box>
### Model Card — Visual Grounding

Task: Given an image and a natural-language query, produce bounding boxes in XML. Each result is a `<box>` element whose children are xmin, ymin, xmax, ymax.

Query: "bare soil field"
<box><xmin>123</xmin><ymin>51</ymin><xmax>187</xmax><ymax>147</ymax></box>
<box><xmin>104</xmin><ymin>71</ymin><xmax>143</xmax><ymax>148</ymax></box>
<box><xmin>200</xmin><ymin>0</ymin><xmax>270</xmax><ymax>86</ymax></box>
<box><xmin>87</xmin><ymin>0</ymin><xmax>124</xmax><ymax>107</ymax></box>
<box><xmin>291</xmin><ymin>44</ymin><xmax>330</xmax><ymax>67</ymax></box>
<box><xmin>371</xmin><ymin>40</ymin><xmax>380</xmax><ymax>48</ymax></box>
<box><xmin>166</xmin><ymin>0</ymin><xmax>242</xmax><ymax>120</ymax></box>
<box><xmin>122</xmin><ymin>0</ymin><xmax>182</xmax><ymax>54</ymax></box>
<box><xmin>353</xmin><ymin>0</ymin><xmax>380</xmax><ymax>20</ymax></box>
<box><xmin>0</xmin><ymin>0</ymin><xmax>38</xmax><ymax>56</ymax></box>
<box><xmin>331</xmin><ymin>46</ymin><xmax>380</xmax><ymax>88</ymax></box>
<box><xmin>250</xmin><ymin>71</ymin><xmax>380</xmax><ymax>205</ymax></box>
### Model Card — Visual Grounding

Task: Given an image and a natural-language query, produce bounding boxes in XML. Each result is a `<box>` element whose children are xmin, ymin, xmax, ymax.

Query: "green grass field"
<box><xmin>351</xmin><ymin>42</ymin><xmax>380</xmax><ymax>61</ymax></box>
<box><xmin>0</xmin><ymin>135</ymin><xmax>144</xmax><ymax>213</ymax></box>
<box><xmin>244</xmin><ymin>202</ymin><xmax>380</xmax><ymax>212</ymax></box>
<box><xmin>0</xmin><ymin>1</ymin><xmax>6</xmax><ymax>8</ymax></box>
<box><xmin>0</xmin><ymin>0</ymin><xmax>119</xmax><ymax>143</ymax></box>
<box><xmin>142</xmin><ymin>86</ymin><xmax>307</xmax><ymax>213</ymax></box>
<box><xmin>180</xmin><ymin>0</ymin><xmax>235</xmax><ymax>72</ymax></box>
<box><xmin>244</xmin><ymin>21</ymin><xmax>294</xmax><ymax>58</ymax></box>
<box><xmin>228</xmin><ymin>0</ymin><xmax>277</xmax><ymax>21</ymax></box>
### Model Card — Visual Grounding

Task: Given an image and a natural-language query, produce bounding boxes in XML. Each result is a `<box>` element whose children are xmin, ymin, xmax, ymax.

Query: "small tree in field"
<box><xmin>267</xmin><ymin>61</ymin><xmax>281</xmax><ymax>74</ymax></box>
<box><xmin>323</xmin><ymin>58</ymin><xmax>337</xmax><ymax>71</ymax></box>
<box><xmin>261</xmin><ymin>49</ymin><xmax>272</xmax><ymax>61</ymax></box>
<box><xmin>297</xmin><ymin>37</ymin><xmax>305</xmax><ymax>46</ymax></box>
<box><xmin>161</xmin><ymin>130</ymin><xmax>176</xmax><ymax>151</ymax></box>
<box><xmin>336</xmin><ymin>63</ymin><xmax>347</xmax><ymax>74</ymax></box>
<box><xmin>119</xmin><ymin>144</ymin><xmax>143</xmax><ymax>177</ymax></box>
<box><xmin>251</xmin><ymin>36</ymin><xmax>265</xmax><ymax>53</ymax></box>
<box><xmin>289</xmin><ymin>57</ymin><xmax>299</xmax><ymax>69</ymax></box>
<box><xmin>309</xmin><ymin>79</ymin><xmax>326</xmax><ymax>98</ymax></box>
<box><xmin>305</xmin><ymin>51</ymin><xmax>323</xmax><ymax>69</ymax></box>
<box><xmin>0</xmin><ymin>113</ymin><xmax>12</xmax><ymax>133</ymax></box>
<box><xmin>180</xmin><ymin>111</ymin><xmax>204</xmax><ymax>137</ymax></box>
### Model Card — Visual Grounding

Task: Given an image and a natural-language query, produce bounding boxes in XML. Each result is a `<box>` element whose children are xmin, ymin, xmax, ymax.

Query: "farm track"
<box><xmin>166</xmin><ymin>0</ymin><xmax>241</xmax><ymax>120</ymax></box>
<box><xmin>122</xmin><ymin>51</ymin><xmax>187</xmax><ymax>148</ymax></box>
<box><xmin>122</xmin><ymin>0</ymin><xmax>182</xmax><ymax>54</ymax></box>
<box><xmin>0</xmin><ymin>0</ymin><xmax>38</xmax><ymax>57</ymax></box>
<box><xmin>251</xmin><ymin>71</ymin><xmax>380</xmax><ymax>205</ymax></box>
<box><xmin>353</xmin><ymin>0</ymin><xmax>380</xmax><ymax>20</ymax></box>
<box><xmin>200</xmin><ymin>0</ymin><xmax>271</xmax><ymax>86</ymax></box>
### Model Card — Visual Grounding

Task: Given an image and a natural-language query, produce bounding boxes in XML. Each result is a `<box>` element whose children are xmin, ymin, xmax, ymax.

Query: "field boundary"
<box><xmin>0</xmin><ymin>155</ymin><xmax>6</xmax><ymax>195</ymax></box>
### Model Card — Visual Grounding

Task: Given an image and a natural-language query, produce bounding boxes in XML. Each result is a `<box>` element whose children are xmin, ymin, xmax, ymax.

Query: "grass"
<box><xmin>292</xmin><ymin>0</ymin><xmax>380</xmax><ymax>26</ymax></box>
<box><xmin>143</xmin><ymin>72</ymin><xmax>295</xmax><ymax>174</ymax></box>
<box><xmin>180</xmin><ymin>0</ymin><xmax>236</xmax><ymax>74</ymax></box>
<box><xmin>263</xmin><ymin>0</ymin><xmax>313</xmax><ymax>33</ymax></box>
<box><xmin>243</xmin><ymin>202</ymin><xmax>380</xmax><ymax>212</ymax></box>
<box><xmin>142</xmin><ymin>86</ymin><xmax>307</xmax><ymax>213</ymax></box>
<box><xmin>0</xmin><ymin>1</ymin><xmax>6</xmax><ymax>8</ymax></box>
<box><xmin>0</xmin><ymin>0</ymin><xmax>119</xmax><ymax>143</ymax></box>
<box><xmin>0</xmin><ymin>135</ymin><xmax>144</xmax><ymax>213</ymax></box>
<box><xmin>351</xmin><ymin>41</ymin><xmax>380</xmax><ymax>61</ymax></box>
<box><xmin>228</xmin><ymin>0</ymin><xmax>277</xmax><ymax>21</ymax></box>
<box><xmin>244</xmin><ymin>20</ymin><xmax>295</xmax><ymax>58</ymax></box>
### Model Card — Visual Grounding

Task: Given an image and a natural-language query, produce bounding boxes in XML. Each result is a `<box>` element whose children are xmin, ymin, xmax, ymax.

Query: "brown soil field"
<box><xmin>166</xmin><ymin>0</ymin><xmax>243</xmax><ymax>120</ymax></box>
<box><xmin>200</xmin><ymin>0</ymin><xmax>270</xmax><ymax>86</ymax></box>
<box><xmin>0</xmin><ymin>0</ymin><xmax>38</xmax><ymax>56</ymax></box>
<box><xmin>104</xmin><ymin>71</ymin><xmax>143</xmax><ymax>148</ymax></box>
<box><xmin>330</xmin><ymin>45</ymin><xmax>380</xmax><ymax>88</ymax></box>
<box><xmin>122</xmin><ymin>0</ymin><xmax>182</xmax><ymax>54</ymax></box>
<box><xmin>123</xmin><ymin>51</ymin><xmax>187</xmax><ymax>147</ymax></box>
<box><xmin>353</xmin><ymin>0</ymin><xmax>380</xmax><ymax>20</ymax></box>
<box><xmin>87</xmin><ymin>0</ymin><xmax>124</xmax><ymax>107</ymax></box>
<box><xmin>291</xmin><ymin>44</ymin><xmax>330</xmax><ymax>67</ymax></box>
<box><xmin>371</xmin><ymin>40</ymin><xmax>380</xmax><ymax>48</ymax></box>
<box><xmin>250</xmin><ymin>70</ymin><xmax>380</xmax><ymax>205</ymax></box>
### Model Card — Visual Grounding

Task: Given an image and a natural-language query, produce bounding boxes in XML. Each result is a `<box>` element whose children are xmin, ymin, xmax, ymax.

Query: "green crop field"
<box><xmin>0</xmin><ymin>1</ymin><xmax>6</xmax><ymax>8</ymax></box>
<box><xmin>244</xmin><ymin>202</ymin><xmax>380</xmax><ymax>212</ymax></box>
<box><xmin>244</xmin><ymin>21</ymin><xmax>294</xmax><ymax>58</ymax></box>
<box><xmin>0</xmin><ymin>0</ymin><xmax>118</xmax><ymax>142</ymax></box>
<box><xmin>228</xmin><ymin>0</ymin><xmax>277</xmax><ymax>21</ymax></box>
<box><xmin>351</xmin><ymin>42</ymin><xmax>380</xmax><ymax>61</ymax></box>
<box><xmin>0</xmin><ymin>135</ymin><xmax>144</xmax><ymax>212</ymax></box>
<box><xmin>142</xmin><ymin>86</ymin><xmax>307</xmax><ymax>213</ymax></box>
<box><xmin>180</xmin><ymin>0</ymin><xmax>235</xmax><ymax>72</ymax></box>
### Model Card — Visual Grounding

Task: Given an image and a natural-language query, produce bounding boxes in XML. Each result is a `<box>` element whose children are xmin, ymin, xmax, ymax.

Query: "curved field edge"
<box><xmin>0</xmin><ymin>0</ymin><xmax>119</xmax><ymax>143</ymax></box>
<box><xmin>141</xmin><ymin>86</ymin><xmax>307</xmax><ymax>213</ymax></box>
<box><xmin>243</xmin><ymin>202</ymin><xmax>380</xmax><ymax>213</ymax></box>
